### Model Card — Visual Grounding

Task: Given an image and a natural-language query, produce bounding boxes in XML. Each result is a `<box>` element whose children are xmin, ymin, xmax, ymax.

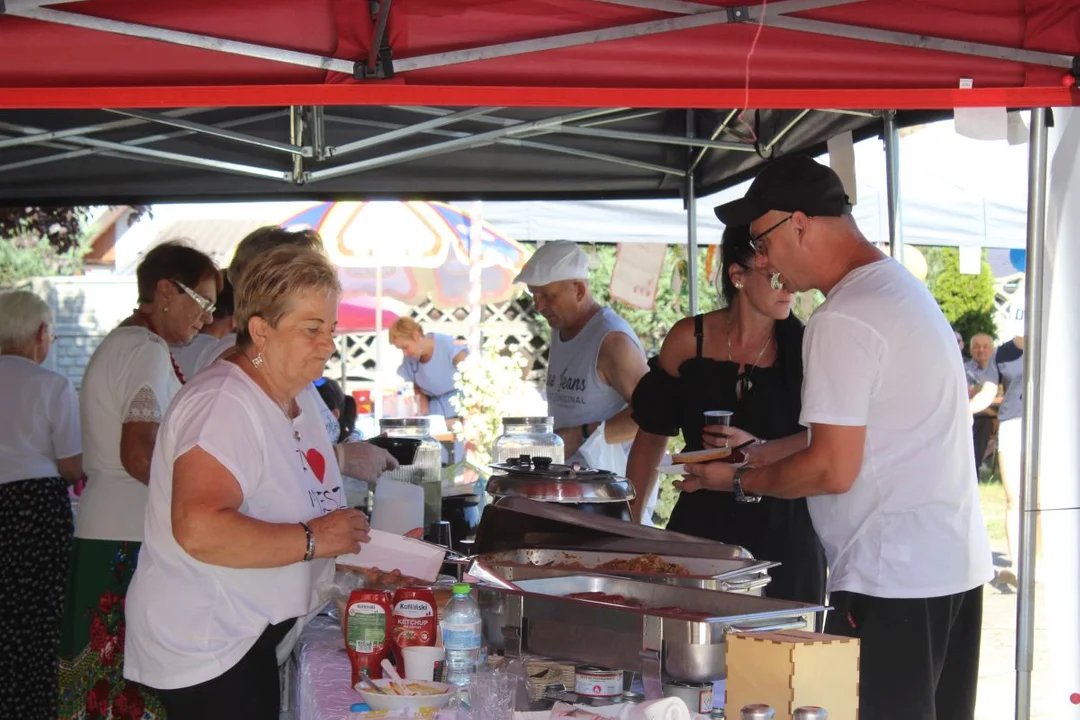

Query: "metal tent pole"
<box><xmin>685</xmin><ymin>110</ymin><xmax>699</xmax><ymax>316</ymax></box>
<box><xmin>883</xmin><ymin>111</ymin><xmax>904</xmax><ymax>263</ymax></box>
<box><xmin>1015</xmin><ymin>106</ymin><xmax>1049</xmax><ymax>720</ymax></box>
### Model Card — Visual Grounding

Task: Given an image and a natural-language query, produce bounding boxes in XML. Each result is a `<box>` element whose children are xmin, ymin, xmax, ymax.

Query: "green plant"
<box><xmin>450</xmin><ymin>340</ymin><xmax>530</xmax><ymax>468</ymax></box>
<box><xmin>924</xmin><ymin>247</ymin><xmax>998</xmax><ymax>342</ymax></box>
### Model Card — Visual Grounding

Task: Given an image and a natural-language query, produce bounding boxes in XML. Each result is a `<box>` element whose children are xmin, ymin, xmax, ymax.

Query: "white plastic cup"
<box><xmin>371</xmin><ymin>479</ymin><xmax>425</xmax><ymax>536</ymax></box>
<box><xmin>403</xmin><ymin>645</ymin><xmax>446</xmax><ymax>682</ymax></box>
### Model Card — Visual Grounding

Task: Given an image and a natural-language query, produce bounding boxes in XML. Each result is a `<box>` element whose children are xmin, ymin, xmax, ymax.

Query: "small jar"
<box><xmin>491</xmin><ymin>417</ymin><xmax>565</xmax><ymax>465</ymax></box>
<box><xmin>379</xmin><ymin>418</ymin><xmax>443</xmax><ymax>529</ymax></box>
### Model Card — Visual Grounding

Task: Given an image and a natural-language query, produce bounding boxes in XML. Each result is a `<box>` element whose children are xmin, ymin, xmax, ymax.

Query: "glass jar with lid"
<box><xmin>491</xmin><ymin>417</ymin><xmax>565</xmax><ymax>465</ymax></box>
<box><xmin>378</xmin><ymin>417</ymin><xmax>443</xmax><ymax>530</ymax></box>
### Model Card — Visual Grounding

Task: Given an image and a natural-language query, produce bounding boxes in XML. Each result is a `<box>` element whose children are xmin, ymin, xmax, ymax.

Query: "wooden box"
<box><xmin>725</xmin><ymin>630</ymin><xmax>860</xmax><ymax>720</ymax></box>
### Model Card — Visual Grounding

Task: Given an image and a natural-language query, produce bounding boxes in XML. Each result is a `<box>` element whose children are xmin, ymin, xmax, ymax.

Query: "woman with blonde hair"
<box><xmin>389</xmin><ymin>317</ymin><xmax>467</xmax><ymax>419</ymax></box>
<box><xmin>0</xmin><ymin>290</ymin><xmax>83</xmax><ymax>720</ymax></box>
<box><xmin>124</xmin><ymin>244</ymin><xmax>396</xmax><ymax>719</ymax></box>
<box><xmin>59</xmin><ymin>241</ymin><xmax>220</xmax><ymax>720</ymax></box>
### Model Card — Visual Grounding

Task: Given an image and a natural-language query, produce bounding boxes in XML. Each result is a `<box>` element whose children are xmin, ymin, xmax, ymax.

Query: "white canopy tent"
<box><xmin>477</xmin><ymin>118</ymin><xmax>1030</xmax><ymax>249</ymax></box>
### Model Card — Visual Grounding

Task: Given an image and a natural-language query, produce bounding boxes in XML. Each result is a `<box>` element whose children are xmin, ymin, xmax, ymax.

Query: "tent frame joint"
<box><xmin>354</xmin><ymin>0</ymin><xmax>396</xmax><ymax>80</ymax></box>
<box><xmin>726</xmin><ymin>5</ymin><xmax>751</xmax><ymax>23</ymax></box>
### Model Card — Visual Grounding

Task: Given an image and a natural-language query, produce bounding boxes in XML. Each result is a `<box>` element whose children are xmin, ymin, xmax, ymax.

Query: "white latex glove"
<box><xmin>338</xmin><ymin>441</ymin><xmax>399</xmax><ymax>482</ymax></box>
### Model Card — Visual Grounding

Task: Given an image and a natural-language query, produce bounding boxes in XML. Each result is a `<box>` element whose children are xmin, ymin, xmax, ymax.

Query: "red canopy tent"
<box><xmin>0</xmin><ymin>0</ymin><xmax>1076</xmax><ymax>110</ymax></box>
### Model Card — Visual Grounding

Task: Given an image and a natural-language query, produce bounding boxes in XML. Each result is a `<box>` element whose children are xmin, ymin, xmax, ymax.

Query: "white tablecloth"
<box><xmin>294</xmin><ymin>614</ymin><xmax>358</xmax><ymax>720</ymax></box>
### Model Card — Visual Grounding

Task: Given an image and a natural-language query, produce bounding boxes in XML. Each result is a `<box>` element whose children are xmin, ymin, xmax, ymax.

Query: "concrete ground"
<box><xmin>974</xmin><ymin>482</ymin><xmax>1055</xmax><ymax>720</ymax></box>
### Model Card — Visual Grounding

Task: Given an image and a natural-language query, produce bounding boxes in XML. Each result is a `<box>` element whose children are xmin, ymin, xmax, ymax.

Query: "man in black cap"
<box><xmin>680</xmin><ymin>155</ymin><xmax>993</xmax><ymax>719</ymax></box>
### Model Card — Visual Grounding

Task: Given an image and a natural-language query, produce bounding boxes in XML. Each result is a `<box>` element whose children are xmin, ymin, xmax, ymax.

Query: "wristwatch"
<box><xmin>732</xmin><ymin>466</ymin><xmax>762</xmax><ymax>504</ymax></box>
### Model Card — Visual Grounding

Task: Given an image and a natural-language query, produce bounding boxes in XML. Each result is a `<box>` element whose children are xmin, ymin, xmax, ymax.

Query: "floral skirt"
<box><xmin>58</xmin><ymin>538</ymin><xmax>165</xmax><ymax>720</ymax></box>
<box><xmin>0</xmin><ymin>477</ymin><xmax>73</xmax><ymax>720</ymax></box>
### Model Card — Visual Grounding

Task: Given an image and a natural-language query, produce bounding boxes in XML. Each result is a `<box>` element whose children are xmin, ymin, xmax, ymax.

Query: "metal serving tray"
<box><xmin>474</xmin><ymin>548</ymin><xmax>775</xmax><ymax>593</ymax></box>
<box><xmin>480</xmin><ymin>574</ymin><xmax>826</xmax><ymax>692</ymax></box>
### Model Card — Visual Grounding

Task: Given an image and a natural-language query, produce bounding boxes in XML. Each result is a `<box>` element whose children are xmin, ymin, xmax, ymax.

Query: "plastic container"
<box><xmin>371</xmin><ymin>479</ymin><xmax>425</xmax><ymax>536</ymax></box>
<box><xmin>391</xmin><ymin>586</ymin><xmax>438</xmax><ymax>668</ymax></box>
<box><xmin>491</xmin><ymin>417</ymin><xmax>564</xmax><ymax>465</ymax></box>
<box><xmin>441</xmin><ymin>583</ymin><xmax>483</xmax><ymax>687</ymax></box>
<box><xmin>344</xmin><ymin>589</ymin><xmax>392</xmax><ymax>685</ymax></box>
<box><xmin>378</xmin><ymin>418</ymin><xmax>443</xmax><ymax>530</ymax></box>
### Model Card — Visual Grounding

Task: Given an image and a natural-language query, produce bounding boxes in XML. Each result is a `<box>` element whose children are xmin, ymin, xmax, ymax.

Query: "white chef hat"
<box><xmin>513</xmin><ymin>241</ymin><xmax>590</xmax><ymax>286</ymax></box>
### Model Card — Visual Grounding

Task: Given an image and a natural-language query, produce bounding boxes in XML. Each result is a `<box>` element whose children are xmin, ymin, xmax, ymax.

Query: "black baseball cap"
<box><xmin>714</xmin><ymin>155</ymin><xmax>851</xmax><ymax>226</ymax></box>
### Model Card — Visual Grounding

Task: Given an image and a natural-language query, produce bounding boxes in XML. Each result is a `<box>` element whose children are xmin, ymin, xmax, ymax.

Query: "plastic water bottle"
<box><xmin>442</xmin><ymin>582</ymin><xmax>483</xmax><ymax>687</ymax></box>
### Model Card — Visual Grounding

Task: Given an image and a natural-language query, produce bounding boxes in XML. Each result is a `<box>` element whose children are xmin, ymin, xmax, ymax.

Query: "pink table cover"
<box><xmin>296</xmin><ymin>614</ymin><xmax>359</xmax><ymax>720</ymax></box>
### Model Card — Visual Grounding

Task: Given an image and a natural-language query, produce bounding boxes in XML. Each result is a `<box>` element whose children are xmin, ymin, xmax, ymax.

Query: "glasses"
<box><xmin>748</xmin><ymin>214</ymin><xmax>793</xmax><ymax>256</ymax></box>
<box><xmin>172</xmin><ymin>280</ymin><xmax>216</xmax><ymax>316</ymax></box>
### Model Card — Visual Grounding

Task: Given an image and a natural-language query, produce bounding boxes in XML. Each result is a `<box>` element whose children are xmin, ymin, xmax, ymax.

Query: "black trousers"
<box><xmin>157</xmin><ymin>618</ymin><xmax>296</xmax><ymax>720</ymax></box>
<box><xmin>825</xmin><ymin>586</ymin><xmax>983</xmax><ymax>720</ymax></box>
<box><xmin>972</xmin><ymin>415</ymin><xmax>995</xmax><ymax>471</ymax></box>
<box><xmin>0</xmin><ymin>478</ymin><xmax>73</xmax><ymax>720</ymax></box>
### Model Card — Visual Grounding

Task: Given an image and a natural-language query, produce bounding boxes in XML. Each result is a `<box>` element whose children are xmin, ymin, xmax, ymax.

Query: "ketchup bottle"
<box><xmin>390</xmin><ymin>586</ymin><xmax>438</xmax><ymax>669</ymax></box>
<box><xmin>344</xmin><ymin>588</ymin><xmax>391</xmax><ymax>686</ymax></box>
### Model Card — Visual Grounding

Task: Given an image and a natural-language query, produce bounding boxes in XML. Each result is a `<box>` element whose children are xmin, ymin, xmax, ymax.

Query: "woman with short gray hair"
<box><xmin>0</xmin><ymin>289</ymin><xmax>83</xmax><ymax>720</ymax></box>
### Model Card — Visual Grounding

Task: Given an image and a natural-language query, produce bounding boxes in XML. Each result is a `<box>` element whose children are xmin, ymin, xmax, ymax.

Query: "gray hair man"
<box><xmin>515</xmin><ymin>242</ymin><xmax>649</xmax><ymax>475</ymax></box>
<box><xmin>682</xmin><ymin>155</ymin><xmax>993</xmax><ymax>719</ymax></box>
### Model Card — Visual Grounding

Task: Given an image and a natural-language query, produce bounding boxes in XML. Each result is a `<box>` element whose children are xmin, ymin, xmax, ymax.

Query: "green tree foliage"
<box><xmin>0</xmin><ymin>206</ymin><xmax>149</xmax><ymax>287</ymax></box>
<box><xmin>585</xmin><ymin>244</ymin><xmax>720</xmax><ymax>355</ymax></box>
<box><xmin>0</xmin><ymin>206</ymin><xmax>95</xmax><ymax>287</ymax></box>
<box><xmin>924</xmin><ymin>247</ymin><xmax>998</xmax><ymax>344</ymax></box>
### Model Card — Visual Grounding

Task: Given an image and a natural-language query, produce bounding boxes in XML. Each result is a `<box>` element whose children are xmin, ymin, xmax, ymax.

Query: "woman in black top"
<box><xmin>627</xmin><ymin>225</ymin><xmax>826</xmax><ymax>607</ymax></box>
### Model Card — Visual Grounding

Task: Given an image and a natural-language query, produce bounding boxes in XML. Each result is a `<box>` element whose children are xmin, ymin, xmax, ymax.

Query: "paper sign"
<box><xmin>955</xmin><ymin>80</ymin><xmax>1008</xmax><ymax>141</ymax></box>
<box><xmin>610</xmin><ymin>242</ymin><xmax>667</xmax><ymax>309</ymax></box>
<box><xmin>959</xmin><ymin>246</ymin><xmax>982</xmax><ymax>275</ymax></box>
<box><xmin>827</xmin><ymin>131</ymin><xmax>858</xmax><ymax>206</ymax></box>
<box><xmin>337</xmin><ymin>529</ymin><xmax>446</xmax><ymax>582</ymax></box>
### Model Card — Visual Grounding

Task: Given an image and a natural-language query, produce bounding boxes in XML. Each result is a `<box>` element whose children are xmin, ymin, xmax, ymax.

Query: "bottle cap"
<box><xmin>452</xmin><ymin>582</ymin><xmax>472</xmax><ymax>595</ymax></box>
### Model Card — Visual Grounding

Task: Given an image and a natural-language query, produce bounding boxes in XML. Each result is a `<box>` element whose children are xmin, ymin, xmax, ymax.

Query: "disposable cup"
<box><xmin>403</xmin><ymin>645</ymin><xmax>446</xmax><ymax>682</ymax></box>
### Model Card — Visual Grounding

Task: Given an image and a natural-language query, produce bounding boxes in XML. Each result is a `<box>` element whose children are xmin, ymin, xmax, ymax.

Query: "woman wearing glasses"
<box><xmin>59</xmin><ymin>241</ymin><xmax>220</xmax><ymax>720</ymax></box>
<box><xmin>626</xmin><ymin>224</ymin><xmax>825</xmax><ymax>608</ymax></box>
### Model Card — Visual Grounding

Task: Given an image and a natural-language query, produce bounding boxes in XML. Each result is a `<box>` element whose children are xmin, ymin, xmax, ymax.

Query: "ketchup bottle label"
<box><xmin>347</xmin><ymin>602</ymin><xmax>388</xmax><ymax>653</ymax></box>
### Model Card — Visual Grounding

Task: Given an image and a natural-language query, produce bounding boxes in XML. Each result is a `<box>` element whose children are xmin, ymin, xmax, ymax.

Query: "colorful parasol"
<box><xmin>283</xmin><ymin>201</ymin><xmax>531</xmax><ymax>310</ymax></box>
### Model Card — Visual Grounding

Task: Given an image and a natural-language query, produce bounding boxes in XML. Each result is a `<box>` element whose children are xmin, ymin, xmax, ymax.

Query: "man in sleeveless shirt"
<box><xmin>515</xmin><ymin>242</ymin><xmax>649</xmax><ymax>473</ymax></box>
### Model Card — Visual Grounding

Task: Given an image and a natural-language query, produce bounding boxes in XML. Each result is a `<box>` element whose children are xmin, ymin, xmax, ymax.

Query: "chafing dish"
<box><xmin>479</xmin><ymin>574</ymin><xmax>827</xmax><ymax>695</ymax></box>
<box><xmin>472</xmin><ymin>548</ymin><xmax>775</xmax><ymax>593</ymax></box>
<box><xmin>473</xmin><ymin>497</ymin><xmax>745</xmax><ymax>554</ymax></box>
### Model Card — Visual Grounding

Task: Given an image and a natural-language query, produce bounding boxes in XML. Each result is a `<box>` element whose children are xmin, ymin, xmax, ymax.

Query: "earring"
<box><xmin>735</xmin><ymin>283</ymin><xmax>744</xmax><ymax>290</ymax></box>
<box><xmin>252</xmin><ymin>353</ymin><xmax>265</xmax><ymax>369</ymax></box>
<box><xmin>163</xmin><ymin>306</ymin><xmax>169</xmax><ymax>313</ymax></box>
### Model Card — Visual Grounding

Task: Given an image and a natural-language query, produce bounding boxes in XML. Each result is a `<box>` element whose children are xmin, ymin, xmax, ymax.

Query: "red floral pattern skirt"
<box><xmin>58</xmin><ymin>538</ymin><xmax>165</xmax><ymax>720</ymax></box>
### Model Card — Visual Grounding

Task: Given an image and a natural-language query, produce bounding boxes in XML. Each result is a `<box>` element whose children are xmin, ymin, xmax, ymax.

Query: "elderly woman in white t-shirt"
<box><xmin>59</xmin><ymin>241</ymin><xmax>220</xmax><ymax>720</ymax></box>
<box><xmin>0</xmin><ymin>290</ymin><xmax>83</xmax><ymax>720</ymax></box>
<box><xmin>124</xmin><ymin>244</ymin><xmax>397</xmax><ymax>720</ymax></box>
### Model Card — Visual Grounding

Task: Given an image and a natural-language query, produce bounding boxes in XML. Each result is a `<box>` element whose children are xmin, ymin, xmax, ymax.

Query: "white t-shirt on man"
<box><xmin>0</xmin><ymin>355</ymin><xmax>81</xmax><ymax>484</ymax></box>
<box><xmin>76</xmin><ymin>327</ymin><xmax>182</xmax><ymax>541</ymax></box>
<box><xmin>800</xmin><ymin>258</ymin><xmax>993</xmax><ymax>599</ymax></box>
<box><xmin>124</xmin><ymin>361</ymin><xmax>343</xmax><ymax>690</ymax></box>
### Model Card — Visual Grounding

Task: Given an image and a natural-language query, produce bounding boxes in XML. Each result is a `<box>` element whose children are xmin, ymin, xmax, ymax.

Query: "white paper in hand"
<box><xmin>337</xmin><ymin>529</ymin><xmax>446</xmax><ymax>582</ymax></box>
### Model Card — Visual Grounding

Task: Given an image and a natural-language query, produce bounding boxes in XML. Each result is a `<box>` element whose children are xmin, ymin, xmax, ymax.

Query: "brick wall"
<box><xmin>26</xmin><ymin>275</ymin><xmax>139</xmax><ymax>390</ymax></box>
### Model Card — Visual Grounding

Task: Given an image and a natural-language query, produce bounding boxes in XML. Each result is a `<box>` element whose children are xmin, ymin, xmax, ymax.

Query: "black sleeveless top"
<box><xmin>631</xmin><ymin>314</ymin><xmax>826</xmax><ymax>608</ymax></box>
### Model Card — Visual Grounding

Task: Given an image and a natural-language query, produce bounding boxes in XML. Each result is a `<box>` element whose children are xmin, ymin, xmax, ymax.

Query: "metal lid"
<box><xmin>379</xmin><ymin>417</ymin><xmax>431</xmax><ymax>431</ymax></box>
<box><xmin>486</xmin><ymin>458</ymin><xmax>635</xmax><ymax>503</ymax></box>
<box><xmin>502</xmin><ymin>416</ymin><xmax>555</xmax><ymax>426</ymax></box>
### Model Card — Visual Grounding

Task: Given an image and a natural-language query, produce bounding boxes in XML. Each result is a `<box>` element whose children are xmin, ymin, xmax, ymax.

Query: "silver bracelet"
<box><xmin>300</xmin><ymin>521</ymin><xmax>316</xmax><ymax>562</ymax></box>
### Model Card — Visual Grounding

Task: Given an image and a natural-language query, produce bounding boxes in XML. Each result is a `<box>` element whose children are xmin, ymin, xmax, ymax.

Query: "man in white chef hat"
<box><xmin>515</xmin><ymin>241</ymin><xmax>650</xmax><ymax>484</ymax></box>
